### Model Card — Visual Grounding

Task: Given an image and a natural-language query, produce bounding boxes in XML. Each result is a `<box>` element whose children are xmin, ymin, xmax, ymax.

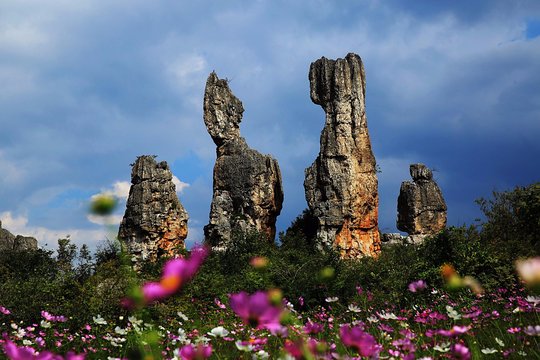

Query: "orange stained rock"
<box><xmin>335</xmin><ymin>218</ymin><xmax>381</xmax><ymax>259</ymax></box>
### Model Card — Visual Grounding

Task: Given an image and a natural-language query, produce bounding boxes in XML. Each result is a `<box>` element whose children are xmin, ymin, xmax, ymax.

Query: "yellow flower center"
<box><xmin>160</xmin><ymin>275</ymin><xmax>182</xmax><ymax>291</ymax></box>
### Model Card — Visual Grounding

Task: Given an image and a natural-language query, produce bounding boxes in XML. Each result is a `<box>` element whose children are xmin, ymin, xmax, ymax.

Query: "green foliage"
<box><xmin>0</xmin><ymin>182</ymin><xmax>538</xmax><ymax>327</ymax></box>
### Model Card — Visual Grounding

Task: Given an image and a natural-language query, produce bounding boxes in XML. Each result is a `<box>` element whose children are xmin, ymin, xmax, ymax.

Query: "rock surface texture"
<box><xmin>0</xmin><ymin>221</ymin><xmax>38</xmax><ymax>251</ymax></box>
<box><xmin>118</xmin><ymin>155</ymin><xmax>188</xmax><ymax>262</ymax></box>
<box><xmin>304</xmin><ymin>53</ymin><xmax>381</xmax><ymax>258</ymax></box>
<box><xmin>203</xmin><ymin>72</ymin><xmax>283</xmax><ymax>249</ymax></box>
<box><xmin>397</xmin><ymin>163</ymin><xmax>447</xmax><ymax>235</ymax></box>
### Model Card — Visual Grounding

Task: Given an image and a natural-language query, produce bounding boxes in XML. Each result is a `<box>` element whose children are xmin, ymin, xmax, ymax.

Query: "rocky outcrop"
<box><xmin>397</xmin><ymin>163</ymin><xmax>447</xmax><ymax>235</ymax></box>
<box><xmin>0</xmin><ymin>221</ymin><xmax>38</xmax><ymax>251</ymax></box>
<box><xmin>304</xmin><ymin>53</ymin><xmax>381</xmax><ymax>258</ymax></box>
<box><xmin>118</xmin><ymin>155</ymin><xmax>188</xmax><ymax>262</ymax></box>
<box><xmin>203</xmin><ymin>72</ymin><xmax>283</xmax><ymax>249</ymax></box>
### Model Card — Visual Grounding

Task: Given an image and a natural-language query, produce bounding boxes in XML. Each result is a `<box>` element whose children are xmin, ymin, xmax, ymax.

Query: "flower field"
<box><xmin>1</xmin><ymin>254</ymin><xmax>539</xmax><ymax>359</ymax></box>
<box><xmin>1</xmin><ymin>184</ymin><xmax>539</xmax><ymax>359</ymax></box>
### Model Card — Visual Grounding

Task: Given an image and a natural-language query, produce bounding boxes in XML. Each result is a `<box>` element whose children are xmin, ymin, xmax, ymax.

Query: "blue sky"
<box><xmin>1</xmin><ymin>0</ymin><xmax>539</xmax><ymax>251</ymax></box>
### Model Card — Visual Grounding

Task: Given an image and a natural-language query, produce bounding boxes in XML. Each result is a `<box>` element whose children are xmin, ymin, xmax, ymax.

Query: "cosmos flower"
<box><xmin>178</xmin><ymin>344</ymin><xmax>212</xmax><ymax>360</ymax></box>
<box><xmin>408</xmin><ymin>280</ymin><xmax>427</xmax><ymax>293</ymax></box>
<box><xmin>340</xmin><ymin>325</ymin><xmax>380</xmax><ymax>357</ymax></box>
<box><xmin>41</xmin><ymin>311</ymin><xmax>67</xmax><ymax>323</ymax></box>
<box><xmin>229</xmin><ymin>291</ymin><xmax>284</xmax><ymax>333</ymax></box>
<box><xmin>0</xmin><ymin>306</ymin><xmax>11</xmax><ymax>315</ymax></box>
<box><xmin>140</xmin><ymin>246</ymin><xmax>208</xmax><ymax>304</ymax></box>
<box><xmin>2</xmin><ymin>339</ymin><xmax>85</xmax><ymax>360</ymax></box>
<box><xmin>207</xmin><ymin>326</ymin><xmax>229</xmax><ymax>338</ymax></box>
<box><xmin>451</xmin><ymin>343</ymin><xmax>471</xmax><ymax>360</ymax></box>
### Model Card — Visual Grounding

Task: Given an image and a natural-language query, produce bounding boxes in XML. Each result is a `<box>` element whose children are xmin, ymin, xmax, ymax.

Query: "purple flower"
<box><xmin>340</xmin><ymin>325</ymin><xmax>380</xmax><ymax>357</ymax></box>
<box><xmin>303</xmin><ymin>321</ymin><xmax>324</xmax><ymax>335</ymax></box>
<box><xmin>41</xmin><ymin>311</ymin><xmax>67</xmax><ymax>323</ymax></box>
<box><xmin>0</xmin><ymin>306</ymin><xmax>10</xmax><ymax>315</ymax></box>
<box><xmin>229</xmin><ymin>291</ymin><xmax>283</xmax><ymax>333</ymax></box>
<box><xmin>451</xmin><ymin>343</ymin><xmax>471</xmax><ymax>360</ymax></box>
<box><xmin>139</xmin><ymin>246</ymin><xmax>208</xmax><ymax>304</ymax></box>
<box><xmin>524</xmin><ymin>325</ymin><xmax>540</xmax><ymax>336</ymax></box>
<box><xmin>436</xmin><ymin>325</ymin><xmax>470</xmax><ymax>337</ymax></box>
<box><xmin>2</xmin><ymin>339</ymin><xmax>85</xmax><ymax>360</ymax></box>
<box><xmin>179</xmin><ymin>344</ymin><xmax>212</xmax><ymax>360</ymax></box>
<box><xmin>408</xmin><ymin>280</ymin><xmax>427</xmax><ymax>293</ymax></box>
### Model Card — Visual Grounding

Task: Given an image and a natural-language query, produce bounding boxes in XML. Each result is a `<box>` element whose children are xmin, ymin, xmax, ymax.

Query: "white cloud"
<box><xmin>87</xmin><ymin>213</ymin><xmax>124</xmax><ymax>227</ymax></box>
<box><xmin>91</xmin><ymin>180</ymin><xmax>131</xmax><ymax>201</ymax></box>
<box><xmin>1</xmin><ymin>211</ymin><xmax>110</xmax><ymax>251</ymax></box>
<box><xmin>172</xmin><ymin>175</ymin><xmax>189</xmax><ymax>195</ymax></box>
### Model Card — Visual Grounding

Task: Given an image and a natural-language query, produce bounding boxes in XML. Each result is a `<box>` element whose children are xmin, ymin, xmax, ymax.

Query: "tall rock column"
<box><xmin>118</xmin><ymin>155</ymin><xmax>188</xmax><ymax>263</ymax></box>
<box><xmin>203</xmin><ymin>72</ymin><xmax>283</xmax><ymax>250</ymax></box>
<box><xmin>304</xmin><ymin>53</ymin><xmax>381</xmax><ymax>258</ymax></box>
<box><xmin>397</xmin><ymin>163</ymin><xmax>447</xmax><ymax>236</ymax></box>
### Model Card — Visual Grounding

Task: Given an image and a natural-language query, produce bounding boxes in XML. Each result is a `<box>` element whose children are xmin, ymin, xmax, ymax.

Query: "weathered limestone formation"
<box><xmin>0</xmin><ymin>221</ymin><xmax>38</xmax><ymax>251</ymax></box>
<box><xmin>118</xmin><ymin>155</ymin><xmax>188</xmax><ymax>262</ymax></box>
<box><xmin>203</xmin><ymin>72</ymin><xmax>283</xmax><ymax>249</ymax></box>
<box><xmin>304</xmin><ymin>53</ymin><xmax>381</xmax><ymax>258</ymax></box>
<box><xmin>397</xmin><ymin>163</ymin><xmax>447</xmax><ymax>235</ymax></box>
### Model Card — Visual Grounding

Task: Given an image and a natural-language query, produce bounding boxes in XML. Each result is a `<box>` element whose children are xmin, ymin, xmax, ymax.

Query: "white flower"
<box><xmin>513</xmin><ymin>307</ymin><xmax>522</xmax><ymax>313</ymax></box>
<box><xmin>347</xmin><ymin>304</ymin><xmax>361</xmax><ymax>313</ymax></box>
<box><xmin>208</xmin><ymin>326</ymin><xmax>229</xmax><ymax>338</ymax></box>
<box><xmin>378</xmin><ymin>311</ymin><xmax>398</xmax><ymax>320</ymax></box>
<box><xmin>93</xmin><ymin>315</ymin><xmax>107</xmax><ymax>325</ymax></box>
<box><xmin>177</xmin><ymin>328</ymin><xmax>190</xmax><ymax>344</ymax></box>
<box><xmin>40</xmin><ymin>320</ymin><xmax>51</xmax><ymax>329</ymax></box>
<box><xmin>481</xmin><ymin>348</ymin><xmax>498</xmax><ymax>354</ymax></box>
<box><xmin>195</xmin><ymin>335</ymin><xmax>211</xmax><ymax>344</ymax></box>
<box><xmin>22</xmin><ymin>340</ymin><xmax>32</xmax><ymax>346</ymax></box>
<box><xmin>177</xmin><ymin>311</ymin><xmax>189</xmax><ymax>322</ymax></box>
<box><xmin>253</xmin><ymin>350</ymin><xmax>270</xmax><ymax>359</ymax></box>
<box><xmin>517</xmin><ymin>351</ymin><xmax>528</xmax><ymax>356</ymax></box>
<box><xmin>128</xmin><ymin>316</ymin><xmax>142</xmax><ymax>325</ymax></box>
<box><xmin>114</xmin><ymin>326</ymin><xmax>127</xmax><ymax>335</ymax></box>
<box><xmin>10</xmin><ymin>323</ymin><xmax>18</xmax><ymax>330</ymax></box>
<box><xmin>525</xmin><ymin>296</ymin><xmax>540</xmax><ymax>306</ymax></box>
<box><xmin>235</xmin><ymin>340</ymin><xmax>254</xmax><ymax>352</ymax></box>
<box><xmin>495</xmin><ymin>337</ymin><xmax>505</xmax><ymax>347</ymax></box>
<box><xmin>366</xmin><ymin>316</ymin><xmax>379</xmax><ymax>323</ymax></box>
<box><xmin>446</xmin><ymin>306</ymin><xmax>462</xmax><ymax>320</ymax></box>
<box><xmin>104</xmin><ymin>333</ymin><xmax>126</xmax><ymax>347</ymax></box>
<box><xmin>325</xmin><ymin>297</ymin><xmax>339</xmax><ymax>303</ymax></box>
<box><xmin>433</xmin><ymin>342</ymin><xmax>450</xmax><ymax>352</ymax></box>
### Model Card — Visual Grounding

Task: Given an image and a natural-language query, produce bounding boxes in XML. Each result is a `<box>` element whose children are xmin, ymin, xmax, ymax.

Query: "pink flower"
<box><xmin>303</xmin><ymin>321</ymin><xmax>324</xmax><ymax>335</ymax></box>
<box><xmin>340</xmin><ymin>325</ymin><xmax>380</xmax><ymax>357</ymax></box>
<box><xmin>140</xmin><ymin>246</ymin><xmax>208</xmax><ymax>304</ymax></box>
<box><xmin>451</xmin><ymin>343</ymin><xmax>471</xmax><ymax>360</ymax></box>
<box><xmin>436</xmin><ymin>325</ymin><xmax>470</xmax><ymax>337</ymax></box>
<box><xmin>524</xmin><ymin>325</ymin><xmax>540</xmax><ymax>336</ymax></box>
<box><xmin>229</xmin><ymin>291</ymin><xmax>283</xmax><ymax>333</ymax></box>
<box><xmin>179</xmin><ymin>344</ymin><xmax>212</xmax><ymax>360</ymax></box>
<box><xmin>408</xmin><ymin>280</ymin><xmax>427</xmax><ymax>293</ymax></box>
<box><xmin>0</xmin><ymin>306</ymin><xmax>11</xmax><ymax>315</ymax></box>
<box><xmin>41</xmin><ymin>311</ymin><xmax>67</xmax><ymax>323</ymax></box>
<box><xmin>2</xmin><ymin>339</ymin><xmax>85</xmax><ymax>360</ymax></box>
<box><xmin>214</xmin><ymin>298</ymin><xmax>226</xmax><ymax>309</ymax></box>
<box><xmin>507</xmin><ymin>327</ymin><xmax>521</xmax><ymax>334</ymax></box>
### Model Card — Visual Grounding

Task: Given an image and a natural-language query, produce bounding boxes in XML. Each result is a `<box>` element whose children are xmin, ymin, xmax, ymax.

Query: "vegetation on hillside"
<box><xmin>0</xmin><ymin>182</ymin><xmax>538</xmax><ymax>359</ymax></box>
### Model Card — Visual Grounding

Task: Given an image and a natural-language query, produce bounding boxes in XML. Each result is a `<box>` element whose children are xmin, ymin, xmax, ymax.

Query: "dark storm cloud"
<box><xmin>0</xmin><ymin>0</ymin><xmax>538</xmax><ymax>248</ymax></box>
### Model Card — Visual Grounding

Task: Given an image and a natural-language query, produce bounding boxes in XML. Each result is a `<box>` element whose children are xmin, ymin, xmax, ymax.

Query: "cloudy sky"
<box><xmin>1</xmin><ymin>0</ymin><xmax>539</xmax><ymax>252</ymax></box>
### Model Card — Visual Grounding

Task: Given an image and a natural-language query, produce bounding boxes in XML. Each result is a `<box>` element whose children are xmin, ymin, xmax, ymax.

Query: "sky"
<box><xmin>1</xmin><ymin>0</ymin><xmax>539</xmax><ymax>252</ymax></box>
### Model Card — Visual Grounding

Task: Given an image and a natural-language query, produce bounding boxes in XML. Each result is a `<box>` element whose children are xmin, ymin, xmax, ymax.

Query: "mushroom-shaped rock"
<box><xmin>203</xmin><ymin>72</ymin><xmax>283</xmax><ymax>249</ymax></box>
<box><xmin>304</xmin><ymin>53</ymin><xmax>381</xmax><ymax>258</ymax></box>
